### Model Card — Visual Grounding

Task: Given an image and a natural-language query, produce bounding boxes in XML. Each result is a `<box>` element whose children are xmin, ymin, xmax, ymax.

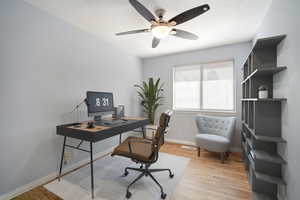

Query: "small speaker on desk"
<box><xmin>113</xmin><ymin>105</ymin><xmax>125</xmax><ymax>119</ymax></box>
<box><xmin>118</xmin><ymin>105</ymin><xmax>125</xmax><ymax>118</ymax></box>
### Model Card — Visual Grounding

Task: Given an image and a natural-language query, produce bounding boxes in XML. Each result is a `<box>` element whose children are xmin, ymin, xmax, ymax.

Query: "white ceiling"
<box><xmin>23</xmin><ymin>0</ymin><xmax>272</xmax><ymax>58</ymax></box>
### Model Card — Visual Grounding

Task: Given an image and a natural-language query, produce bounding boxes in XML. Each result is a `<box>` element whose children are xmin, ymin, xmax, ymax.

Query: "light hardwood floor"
<box><xmin>161</xmin><ymin>143</ymin><xmax>252</xmax><ymax>200</ymax></box>
<box><xmin>12</xmin><ymin>142</ymin><xmax>252</xmax><ymax>200</ymax></box>
<box><xmin>11</xmin><ymin>186</ymin><xmax>61</xmax><ymax>200</ymax></box>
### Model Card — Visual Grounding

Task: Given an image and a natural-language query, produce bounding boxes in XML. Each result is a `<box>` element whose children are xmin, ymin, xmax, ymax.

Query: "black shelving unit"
<box><xmin>241</xmin><ymin>35</ymin><xmax>287</xmax><ymax>200</ymax></box>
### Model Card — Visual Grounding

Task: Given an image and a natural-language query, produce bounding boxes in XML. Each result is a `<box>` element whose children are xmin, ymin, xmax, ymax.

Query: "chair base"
<box><xmin>122</xmin><ymin>165</ymin><xmax>174</xmax><ymax>199</ymax></box>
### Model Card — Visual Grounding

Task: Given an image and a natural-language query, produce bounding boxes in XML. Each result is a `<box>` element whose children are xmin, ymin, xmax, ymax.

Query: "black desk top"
<box><xmin>56</xmin><ymin>117</ymin><xmax>149</xmax><ymax>142</ymax></box>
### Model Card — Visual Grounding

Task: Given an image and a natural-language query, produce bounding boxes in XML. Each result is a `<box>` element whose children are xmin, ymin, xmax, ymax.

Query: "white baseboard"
<box><xmin>165</xmin><ymin>138</ymin><xmax>196</xmax><ymax>146</ymax></box>
<box><xmin>0</xmin><ymin>147</ymin><xmax>114</xmax><ymax>200</ymax></box>
<box><xmin>165</xmin><ymin>138</ymin><xmax>241</xmax><ymax>152</ymax></box>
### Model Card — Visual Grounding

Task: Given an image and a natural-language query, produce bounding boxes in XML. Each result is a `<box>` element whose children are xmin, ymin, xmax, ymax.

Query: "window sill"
<box><xmin>173</xmin><ymin>109</ymin><xmax>237</xmax><ymax>115</ymax></box>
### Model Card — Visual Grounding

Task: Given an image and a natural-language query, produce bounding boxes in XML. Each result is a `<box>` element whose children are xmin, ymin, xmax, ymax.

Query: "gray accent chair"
<box><xmin>195</xmin><ymin>114</ymin><xmax>236</xmax><ymax>163</ymax></box>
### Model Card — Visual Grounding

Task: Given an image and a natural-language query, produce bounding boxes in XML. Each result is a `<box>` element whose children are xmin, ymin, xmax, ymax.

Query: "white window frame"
<box><xmin>172</xmin><ymin>59</ymin><xmax>236</xmax><ymax>113</ymax></box>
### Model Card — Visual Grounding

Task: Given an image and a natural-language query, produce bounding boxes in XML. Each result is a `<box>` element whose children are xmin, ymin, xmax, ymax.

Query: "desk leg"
<box><xmin>58</xmin><ymin>136</ymin><xmax>66</xmax><ymax>182</ymax></box>
<box><xmin>90</xmin><ymin>142</ymin><xmax>94</xmax><ymax>199</ymax></box>
<box><xmin>142</xmin><ymin>126</ymin><xmax>146</xmax><ymax>138</ymax></box>
<box><xmin>119</xmin><ymin>133</ymin><xmax>122</xmax><ymax>144</ymax></box>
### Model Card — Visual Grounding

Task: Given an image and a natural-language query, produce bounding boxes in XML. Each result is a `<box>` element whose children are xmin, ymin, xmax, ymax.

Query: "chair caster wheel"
<box><xmin>169</xmin><ymin>173</ymin><xmax>174</xmax><ymax>178</ymax></box>
<box><xmin>123</xmin><ymin>171</ymin><xmax>129</xmax><ymax>177</ymax></box>
<box><xmin>126</xmin><ymin>191</ymin><xmax>132</xmax><ymax>199</ymax></box>
<box><xmin>161</xmin><ymin>192</ymin><xmax>167</xmax><ymax>199</ymax></box>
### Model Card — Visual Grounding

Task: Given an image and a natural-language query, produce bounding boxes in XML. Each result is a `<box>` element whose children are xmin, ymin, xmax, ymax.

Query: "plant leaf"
<box><xmin>135</xmin><ymin>77</ymin><xmax>165</xmax><ymax>122</ymax></box>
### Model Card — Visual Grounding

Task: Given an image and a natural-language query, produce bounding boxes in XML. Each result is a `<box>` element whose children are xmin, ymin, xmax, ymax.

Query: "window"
<box><xmin>173</xmin><ymin>66</ymin><xmax>200</xmax><ymax>109</ymax></box>
<box><xmin>173</xmin><ymin>60</ymin><xmax>235</xmax><ymax>112</ymax></box>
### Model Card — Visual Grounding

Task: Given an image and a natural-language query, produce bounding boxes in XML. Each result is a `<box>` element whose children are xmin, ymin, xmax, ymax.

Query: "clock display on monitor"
<box><xmin>86</xmin><ymin>91</ymin><xmax>114</xmax><ymax>115</ymax></box>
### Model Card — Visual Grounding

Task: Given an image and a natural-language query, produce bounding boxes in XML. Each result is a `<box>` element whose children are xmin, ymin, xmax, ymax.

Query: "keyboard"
<box><xmin>104</xmin><ymin>120</ymin><xmax>126</xmax><ymax>125</ymax></box>
<box><xmin>95</xmin><ymin>119</ymin><xmax>126</xmax><ymax>126</ymax></box>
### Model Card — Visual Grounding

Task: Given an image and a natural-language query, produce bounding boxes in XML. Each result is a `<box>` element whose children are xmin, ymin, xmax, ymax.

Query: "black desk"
<box><xmin>56</xmin><ymin>117</ymin><xmax>149</xmax><ymax>199</ymax></box>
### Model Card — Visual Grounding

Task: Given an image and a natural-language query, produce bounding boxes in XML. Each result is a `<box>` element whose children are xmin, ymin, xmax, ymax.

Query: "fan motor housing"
<box><xmin>155</xmin><ymin>8</ymin><xmax>166</xmax><ymax>19</ymax></box>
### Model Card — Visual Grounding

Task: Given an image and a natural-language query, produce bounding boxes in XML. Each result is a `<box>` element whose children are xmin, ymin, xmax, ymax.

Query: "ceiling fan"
<box><xmin>115</xmin><ymin>0</ymin><xmax>210</xmax><ymax>48</ymax></box>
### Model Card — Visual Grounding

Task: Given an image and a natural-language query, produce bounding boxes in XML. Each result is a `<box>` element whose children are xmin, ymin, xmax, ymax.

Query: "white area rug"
<box><xmin>45</xmin><ymin>153</ymin><xmax>190</xmax><ymax>200</ymax></box>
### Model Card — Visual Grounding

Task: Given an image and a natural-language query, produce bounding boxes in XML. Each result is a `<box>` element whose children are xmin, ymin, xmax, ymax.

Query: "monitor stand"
<box><xmin>94</xmin><ymin>115</ymin><xmax>103</xmax><ymax>126</ymax></box>
<box><xmin>94</xmin><ymin>115</ymin><xmax>126</xmax><ymax>126</ymax></box>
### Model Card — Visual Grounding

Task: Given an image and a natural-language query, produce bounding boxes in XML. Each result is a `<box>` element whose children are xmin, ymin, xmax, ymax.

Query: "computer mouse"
<box><xmin>87</xmin><ymin>122</ymin><xmax>95</xmax><ymax>129</ymax></box>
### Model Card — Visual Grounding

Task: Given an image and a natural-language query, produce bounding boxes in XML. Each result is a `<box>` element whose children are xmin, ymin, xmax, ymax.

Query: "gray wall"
<box><xmin>142</xmin><ymin>43</ymin><xmax>251</xmax><ymax>150</ymax></box>
<box><xmin>254</xmin><ymin>0</ymin><xmax>300</xmax><ymax>199</ymax></box>
<box><xmin>0</xmin><ymin>0</ymin><xmax>142</xmax><ymax>196</ymax></box>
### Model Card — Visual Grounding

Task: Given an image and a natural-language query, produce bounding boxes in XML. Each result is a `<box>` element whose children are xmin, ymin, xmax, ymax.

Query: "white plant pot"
<box><xmin>258</xmin><ymin>90</ymin><xmax>268</xmax><ymax>99</ymax></box>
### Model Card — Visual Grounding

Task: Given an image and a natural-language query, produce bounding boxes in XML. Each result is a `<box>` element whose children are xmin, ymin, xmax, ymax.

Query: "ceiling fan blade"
<box><xmin>168</xmin><ymin>4</ymin><xmax>210</xmax><ymax>26</ymax></box>
<box><xmin>129</xmin><ymin>0</ymin><xmax>156</xmax><ymax>22</ymax></box>
<box><xmin>172</xmin><ymin>29</ymin><xmax>199</xmax><ymax>40</ymax></box>
<box><xmin>152</xmin><ymin>37</ymin><xmax>160</xmax><ymax>48</ymax></box>
<box><xmin>116</xmin><ymin>29</ymin><xmax>149</xmax><ymax>36</ymax></box>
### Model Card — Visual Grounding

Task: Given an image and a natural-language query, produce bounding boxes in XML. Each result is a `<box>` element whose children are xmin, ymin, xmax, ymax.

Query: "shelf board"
<box><xmin>242</xmin><ymin>121</ymin><xmax>286</xmax><ymax>143</ymax></box>
<box><xmin>253</xmin><ymin>150</ymin><xmax>286</xmax><ymax>164</ymax></box>
<box><xmin>241</xmin><ymin>131</ymin><xmax>247</xmax><ymax>140</ymax></box>
<box><xmin>255</xmin><ymin>135</ymin><xmax>286</xmax><ymax>143</ymax></box>
<box><xmin>246</xmin><ymin>138</ymin><xmax>253</xmax><ymax>149</ymax></box>
<box><xmin>248</xmin><ymin>153</ymin><xmax>255</xmax><ymax>170</ymax></box>
<box><xmin>241</xmin><ymin>66</ymin><xmax>287</xmax><ymax>84</ymax></box>
<box><xmin>241</xmin><ymin>140</ymin><xmax>246</xmax><ymax>150</ymax></box>
<box><xmin>248</xmin><ymin>155</ymin><xmax>286</xmax><ymax>185</ymax></box>
<box><xmin>254</xmin><ymin>35</ymin><xmax>286</xmax><ymax>50</ymax></box>
<box><xmin>242</xmin><ymin>121</ymin><xmax>256</xmax><ymax>135</ymax></box>
<box><xmin>253</xmin><ymin>192</ymin><xmax>277</xmax><ymax>200</ymax></box>
<box><xmin>255</xmin><ymin>171</ymin><xmax>286</xmax><ymax>185</ymax></box>
<box><xmin>241</xmin><ymin>98</ymin><xmax>287</xmax><ymax>102</ymax></box>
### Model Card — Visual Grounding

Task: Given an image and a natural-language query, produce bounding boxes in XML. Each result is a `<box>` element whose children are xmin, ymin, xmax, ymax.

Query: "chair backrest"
<box><xmin>153</xmin><ymin>110</ymin><xmax>173</xmax><ymax>149</ymax></box>
<box><xmin>195</xmin><ymin>114</ymin><xmax>235</xmax><ymax>139</ymax></box>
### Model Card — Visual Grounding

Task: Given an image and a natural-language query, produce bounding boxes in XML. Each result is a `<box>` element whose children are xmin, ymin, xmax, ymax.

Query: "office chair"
<box><xmin>111</xmin><ymin>110</ymin><xmax>173</xmax><ymax>199</ymax></box>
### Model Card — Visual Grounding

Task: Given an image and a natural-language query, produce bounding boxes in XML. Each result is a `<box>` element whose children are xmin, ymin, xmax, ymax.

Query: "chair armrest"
<box><xmin>127</xmin><ymin>139</ymin><xmax>154</xmax><ymax>155</ymax></box>
<box><xmin>146</xmin><ymin>124</ymin><xmax>158</xmax><ymax>131</ymax></box>
<box><xmin>128</xmin><ymin>139</ymin><xmax>153</xmax><ymax>144</ymax></box>
<box><xmin>145</xmin><ymin>125</ymin><xmax>169</xmax><ymax>134</ymax></box>
<box><xmin>164</xmin><ymin>127</ymin><xmax>170</xmax><ymax>135</ymax></box>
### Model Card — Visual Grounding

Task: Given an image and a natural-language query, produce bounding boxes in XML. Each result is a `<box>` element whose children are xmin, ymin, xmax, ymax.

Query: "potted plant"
<box><xmin>258</xmin><ymin>85</ymin><xmax>269</xmax><ymax>99</ymax></box>
<box><xmin>134</xmin><ymin>78</ymin><xmax>164</xmax><ymax>124</ymax></box>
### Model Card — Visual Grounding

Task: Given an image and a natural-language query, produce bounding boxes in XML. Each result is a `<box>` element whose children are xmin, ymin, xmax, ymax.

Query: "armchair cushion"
<box><xmin>111</xmin><ymin>136</ymin><xmax>154</xmax><ymax>163</ymax></box>
<box><xmin>195</xmin><ymin>115</ymin><xmax>235</xmax><ymax>139</ymax></box>
<box><xmin>195</xmin><ymin>115</ymin><xmax>236</xmax><ymax>153</ymax></box>
<box><xmin>195</xmin><ymin>134</ymin><xmax>230</xmax><ymax>152</ymax></box>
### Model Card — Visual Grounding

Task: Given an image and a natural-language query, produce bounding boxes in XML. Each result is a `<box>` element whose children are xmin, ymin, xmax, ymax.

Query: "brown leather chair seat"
<box><xmin>112</xmin><ymin>136</ymin><xmax>154</xmax><ymax>163</ymax></box>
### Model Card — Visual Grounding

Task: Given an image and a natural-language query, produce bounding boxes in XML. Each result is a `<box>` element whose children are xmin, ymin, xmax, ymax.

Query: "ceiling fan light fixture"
<box><xmin>116</xmin><ymin>0</ymin><xmax>209</xmax><ymax>48</ymax></box>
<box><xmin>151</xmin><ymin>24</ymin><xmax>172</xmax><ymax>39</ymax></box>
<box><xmin>170</xmin><ymin>30</ymin><xmax>177</xmax><ymax>35</ymax></box>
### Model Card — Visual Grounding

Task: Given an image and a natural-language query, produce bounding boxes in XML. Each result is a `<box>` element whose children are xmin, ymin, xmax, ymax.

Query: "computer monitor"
<box><xmin>86</xmin><ymin>91</ymin><xmax>114</xmax><ymax>122</ymax></box>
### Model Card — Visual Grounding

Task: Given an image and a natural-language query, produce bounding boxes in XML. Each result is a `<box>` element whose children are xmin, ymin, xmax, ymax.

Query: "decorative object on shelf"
<box><xmin>134</xmin><ymin>78</ymin><xmax>164</xmax><ymax>124</ymax></box>
<box><xmin>258</xmin><ymin>85</ymin><xmax>269</xmax><ymax>99</ymax></box>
